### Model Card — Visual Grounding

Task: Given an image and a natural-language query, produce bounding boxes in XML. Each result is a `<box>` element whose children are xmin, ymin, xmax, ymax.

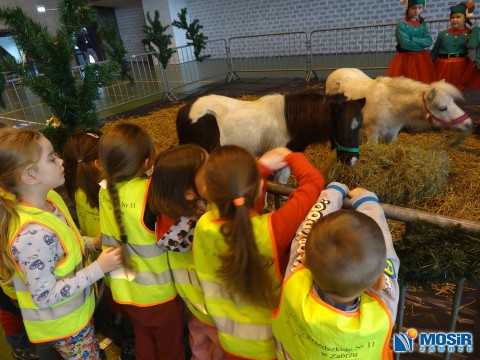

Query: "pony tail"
<box><xmin>0</xmin><ymin>196</ymin><xmax>19</xmax><ymax>285</ymax></box>
<box><xmin>219</xmin><ymin>199</ymin><xmax>275</xmax><ymax>308</ymax></box>
<box><xmin>106</xmin><ymin>180</ymin><xmax>130</xmax><ymax>270</ymax></box>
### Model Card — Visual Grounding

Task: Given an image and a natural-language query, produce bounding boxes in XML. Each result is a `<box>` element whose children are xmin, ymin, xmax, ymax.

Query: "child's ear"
<box><xmin>94</xmin><ymin>159</ymin><xmax>102</xmax><ymax>172</ymax></box>
<box><xmin>20</xmin><ymin>168</ymin><xmax>38</xmax><ymax>185</ymax></box>
<box><xmin>144</xmin><ymin>158</ymin><xmax>154</xmax><ymax>177</ymax></box>
<box><xmin>184</xmin><ymin>188</ymin><xmax>196</xmax><ymax>201</ymax></box>
<box><xmin>371</xmin><ymin>274</ymin><xmax>385</xmax><ymax>292</ymax></box>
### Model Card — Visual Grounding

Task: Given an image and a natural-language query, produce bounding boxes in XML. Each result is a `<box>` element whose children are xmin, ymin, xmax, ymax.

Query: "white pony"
<box><xmin>326</xmin><ymin>68</ymin><xmax>472</xmax><ymax>143</ymax></box>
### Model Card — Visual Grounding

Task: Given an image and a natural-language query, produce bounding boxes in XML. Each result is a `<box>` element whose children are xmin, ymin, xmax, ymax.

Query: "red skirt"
<box><xmin>434</xmin><ymin>57</ymin><xmax>471</xmax><ymax>90</ymax></box>
<box><xmin>461</xmin><ymin>61</ymin><xmax>480</xmax><ymax>89</ymax></box>
<box><xmin>386</xmin><ymin>50</ymin><xmax>435</xmax><ymax>84</ymax></box>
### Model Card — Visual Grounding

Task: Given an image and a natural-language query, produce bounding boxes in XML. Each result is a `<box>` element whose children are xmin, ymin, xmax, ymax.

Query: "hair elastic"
<box><xmin>233</xmin><ymin>197</ymin><xmax>245</xmax><ymax>207</ymax></box>
<box><xmin>77</xmin><ymin>158</ymin><xmax>84</xmax><ymax>163</ymax></box>
<box><xmin>86</xmin><ymin>132</ymin><xmax>99</xmax><ymax>139</ymax></box>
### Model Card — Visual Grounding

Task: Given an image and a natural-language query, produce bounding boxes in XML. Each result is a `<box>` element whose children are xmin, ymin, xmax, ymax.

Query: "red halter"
<box><xmin>422</xmin><ymin>92</ymin><xmax>470</xmax><ymax>127</ymax></box>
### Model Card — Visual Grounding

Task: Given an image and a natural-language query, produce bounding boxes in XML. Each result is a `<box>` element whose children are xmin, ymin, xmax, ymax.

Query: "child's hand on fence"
<box><xmin>97</xmin><ymin>247</ymin><xmax>123</xmax><ymax>273</ymax></box>
<box><xmin>258</xmin><ymin>147</ymin><xmax>292</xmax><ymax>172</ymax></box>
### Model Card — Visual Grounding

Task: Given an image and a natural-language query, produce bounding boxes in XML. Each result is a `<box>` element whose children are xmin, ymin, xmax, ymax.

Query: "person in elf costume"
<box><xmin>431</xmin><ymin>2</ymin><xmax>478</xmax><ymax>89</ymax></box>
<box><xmin>387</xmin><ymin>0</ymin><xmax>434</xmax><ymax>83</ymax></box>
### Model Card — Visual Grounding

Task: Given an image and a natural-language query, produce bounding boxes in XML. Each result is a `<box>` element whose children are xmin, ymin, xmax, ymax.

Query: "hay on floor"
<box><xmin>325</xmin><ymin>141</ymin><xmax>449</xmax><ymax>206</ymax></box>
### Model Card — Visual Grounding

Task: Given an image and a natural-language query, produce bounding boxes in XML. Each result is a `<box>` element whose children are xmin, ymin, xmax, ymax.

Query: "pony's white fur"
<box><xmin>189</xmin><ymin>94</ymin><xmax>290</xmax><ymax>155</ymax></box>
<box><xmin>326</xmin><ymin>68</ymin><xmax>472</xmax><ymax>142</ymax></box>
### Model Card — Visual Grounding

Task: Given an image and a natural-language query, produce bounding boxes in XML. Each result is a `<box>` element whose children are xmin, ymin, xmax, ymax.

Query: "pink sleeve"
<box><xmin>270</xmin><ymin>152</ymin><xmax>325</xmax><ymax>256</ymax></box>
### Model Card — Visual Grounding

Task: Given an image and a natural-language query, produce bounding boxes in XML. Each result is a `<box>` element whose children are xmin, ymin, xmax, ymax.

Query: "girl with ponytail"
<box><xmin>98</xmin><ymin>122</ymin><xmax>185</xmax><ymax>360</ymax></box>
<box><xmin>193</xmin><ymin>145</ymin><xmax>325</xmax><ymax>360</ymax></box>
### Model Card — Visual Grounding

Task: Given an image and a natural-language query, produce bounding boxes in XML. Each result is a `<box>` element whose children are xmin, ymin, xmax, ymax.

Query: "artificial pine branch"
<box><xmin>98</xmin><ymin>19</ymin><xmax>132</xmax><ymax>83</ymax></box>
<box><xmin>0</xmin><ymin>0</ymin><xmax>120</xmax><ymax>151</ymax></box>
<box><xmin>172</xmin><ymin>8</ymin><xmax>210</xmax><ymax>62</ymax></box>
<box><xmin>396</xmin><ymin>220</ymin><xmax>480</xmax><ymax>287</ymax></box>
<box><xmin>143</xmin><ymin>10</ymin><xmax>175</xmax><ymax>69</ymax></box>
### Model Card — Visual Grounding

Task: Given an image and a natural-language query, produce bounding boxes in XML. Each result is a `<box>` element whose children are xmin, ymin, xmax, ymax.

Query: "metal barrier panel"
<box><xmin>97</xmin><ymin>53</ymin><xmax>166</xmax><ymax>111</ymax></box>
<box><xmin>163</xmin><ymin>39</ymin><xmax>230</xmax><ymax>94</ymax></box>
<box><xmin>310</xmin><ymin>23</ymin><xmax>398</xmax><ymax>75</ymax></box>
<box><xmin>0</xmin><ymin>77</ymin><xmax>52</xmax><ymax>128</ymax></box>
<box><xmin>228</xmin><ymin>32</ymin><xmax>309</xmax><ymax>76</ymax></box>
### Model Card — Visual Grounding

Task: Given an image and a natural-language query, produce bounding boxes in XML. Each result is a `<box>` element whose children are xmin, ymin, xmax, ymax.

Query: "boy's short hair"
<box><xmin>305</xmin><ymin>209</ymin><xmax>386</xmax><ymax>298</ymax></box>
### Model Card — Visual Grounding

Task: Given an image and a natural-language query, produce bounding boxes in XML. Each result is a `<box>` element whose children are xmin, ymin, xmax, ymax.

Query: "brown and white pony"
<box><xmin>176</xmin><ymin>92</ymin><xmax>365</xmax><ymax>182</ymax></box>
<box><xmin>326</xmin><ymin>68</ymin><xmax>472</xmax><ymax>143</ymax></box>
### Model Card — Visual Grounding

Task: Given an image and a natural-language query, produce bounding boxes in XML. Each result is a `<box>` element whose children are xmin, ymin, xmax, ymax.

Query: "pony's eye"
<box><xmin>439</xmin><ymin>107</ymin><xmax>447</xmax><ymax>112</ymax></box>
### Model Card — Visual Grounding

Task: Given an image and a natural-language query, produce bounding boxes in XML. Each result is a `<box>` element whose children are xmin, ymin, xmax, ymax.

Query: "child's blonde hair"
<box><xmin>98</xmin><ymin>123</ymin><xmax>155</xmax><ymax>269</ymax></box>
<box><xmin>148</xmin><ymin>144</ymin><xmax>208</xmax><ymax>219</ymax></box>
<box><xmin>305</xmin><ymin>210</ymin><xmax>386</xmax><ymax>298</ymax></box>
<box><xmin>0</xmin><ymin>130</ymin><xmax>43</xmax><ymax>284</ymax></box>
<box><xmin>204</xmin><ymin>145</ymin><xmax>275</xmax><ymax>307</ymax></box>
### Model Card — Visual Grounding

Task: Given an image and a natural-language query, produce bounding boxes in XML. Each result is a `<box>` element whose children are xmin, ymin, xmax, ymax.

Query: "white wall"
<box><xmin>183</xmin><ymin>0</ymin><xmax>457</xmax><ymax>41</ymax></box>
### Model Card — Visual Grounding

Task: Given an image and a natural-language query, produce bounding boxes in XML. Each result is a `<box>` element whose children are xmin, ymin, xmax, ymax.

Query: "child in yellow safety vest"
<box><xmin>63</xmin><ymin>130</ymin><xmax>137</xmax><ymax>359</ymax></box>
<box><xmin>98</xmin><ymin>122</ymin><xmax>185</xmax><ymax>360</ymax></box>
<box><xmin>193</xmin><ymin>145</ymin><xmax>325</xmax><ymax>360</ymax></box>
<box><xmin>147</xmin><ymin>144</ymin><xmax>226</xmax><ymax>360</ymax></box>
<box><xmin>63</xmin><ymin>131</ymin><xmax>103</xmax><ymax>245</ymax></box>
<box><xmin>272</xmin><ymin>183</ymin><xmax>400</xmax><ymax>360</ymax></box>
<box><xmin>0</xmin><ymin>128</ymin><xmax>122</xmax><ymax>359</ymax></box>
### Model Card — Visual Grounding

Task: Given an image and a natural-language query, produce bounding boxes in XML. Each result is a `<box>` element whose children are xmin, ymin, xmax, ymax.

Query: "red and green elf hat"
<box><xmin>450</xmin><ymin>2</ymin><xmax>475</xmax><ymax>18</ymax></box>
<box><xmin>401</xmin><ymin>0</ymin><xmax>426</xmax><ymax>9</ymax></box>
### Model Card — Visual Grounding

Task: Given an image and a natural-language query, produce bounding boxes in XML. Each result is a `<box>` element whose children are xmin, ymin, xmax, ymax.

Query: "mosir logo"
<box><xmin>393</xmin><ymin>328</ymin><xmax>473</xmax><ymax>354</ymax></box>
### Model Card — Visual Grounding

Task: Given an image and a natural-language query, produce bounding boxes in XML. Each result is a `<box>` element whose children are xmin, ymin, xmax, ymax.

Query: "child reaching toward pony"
<box><xmin>193</xmin><ymin>145</ymin><xmax>325</xmax><ymax>360</ymax></box>
<box><xmin>387</xmin><ymin>0</ymin><xmax>434</xmax><ymax>83</ymax></box>
<box><xmin>98</xmin><ymin>122</ymin><xmax>185</xmax><ymax>360</ymax></box>
<box><xmin>0</xmin><ymin>129</ymin><xmax>122</xmax><ymax>359</ymax></box>
<box><xmin>272</xmin><ymin>183</ymin><xmax>400</xmax><ymax>360</ymax></box>
<box><xmin>148</xmin><ymin>144</ymin><xmax>226</xmax><ymax>360</ymax></box>
<box><xmin>431</xmin><ymin>2</ymin><xmax>478</xmax><ymax>89</ymax></box>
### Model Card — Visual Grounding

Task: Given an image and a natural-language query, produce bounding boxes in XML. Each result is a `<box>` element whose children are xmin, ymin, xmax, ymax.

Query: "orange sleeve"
<box><xmin>270</xmin><ymin>153</ymin><xmax>325</xmax><ymax>270</ymax></box>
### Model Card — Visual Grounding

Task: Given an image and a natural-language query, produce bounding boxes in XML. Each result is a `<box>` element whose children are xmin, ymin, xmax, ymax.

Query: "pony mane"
<box><xmin>284</xmin><ymin>91</ymin><xmax>338</xmax><ymax>143</ymax></box>
<box><xmin>429</xmin><ymin>80</ymin><xmax>465</xmax><ymax>102</ymax></box>
<box><xmin>375</xmin><ymin>76</ymin><xmax>429</xmax><ymax>96</ymax></box>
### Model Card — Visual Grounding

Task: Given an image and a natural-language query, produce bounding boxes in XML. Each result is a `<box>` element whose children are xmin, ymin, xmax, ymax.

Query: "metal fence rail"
<box><xmin>227</xmin><ymin>31</ymin><xmax>309</xmax><ymax>81</ymax></box>
<box><xmin>163</xmin><ymin>38</ymin><xmax>230</xmax><ymax>97</ymax></box>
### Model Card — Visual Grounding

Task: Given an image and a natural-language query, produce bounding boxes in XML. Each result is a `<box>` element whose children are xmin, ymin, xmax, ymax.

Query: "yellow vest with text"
<box><xmin>75</xmin><ymin>188</ymin><xmax>100</xmax><ymax>238</ymax></box>
<box><xmin>194</xmin><ymin>209</ymin><xmax>282</xmax><ymax>360</ymax></box>
<box><xmin>100</xmin><ymin>178</ymin><xmax>176</xmax><ymax>306</ymax></box>
<box><xmin>7</xmin><ymin>191</ymin><xmax>95</xmax><ymax>343</ymax></box>
<box><xmin>272</xmin><ymin>267</ymin><xmax>393</xmax><ymax>360</ymax></box>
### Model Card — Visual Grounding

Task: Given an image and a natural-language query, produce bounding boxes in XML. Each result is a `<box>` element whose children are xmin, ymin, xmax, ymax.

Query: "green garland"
<box><xmin>396</xmin><ymin>220</ymin><xmax>480</xmax><ymax>287</ymax></box>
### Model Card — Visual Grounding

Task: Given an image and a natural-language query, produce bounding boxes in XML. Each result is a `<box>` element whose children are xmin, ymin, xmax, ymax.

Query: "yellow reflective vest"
<box><xmin>7</xmin><ymin>191</ymin><xmax>95</xmax><ymax>343</ymax></box>
<box><xmin>100</xmin><ymin>178</ymin><xmax>176</xmax><ymax>306</ymax></box>
<box><xmin>169</xmin><ymin>250</ymin><xmax>213</xmax><ymax>325</ymax></box>
<box><xmin>75</xmin><ymin>188</ymin><xmax>100</xmax><ymax>238</ymax></box>
<box><xmin>194</xmin><ymin>209</ymin><xmax>282</xmax><ymax>360</ymax></box>
<box><xmin>272</xmin><ymin>266</ymin><xmax>393</xmax><ymax>360</ymax></box>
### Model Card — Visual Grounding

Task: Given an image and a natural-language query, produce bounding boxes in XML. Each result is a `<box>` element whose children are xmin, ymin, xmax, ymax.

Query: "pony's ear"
<box><xmin>356</xmin><ymin>97</ymin><xmax>366</xmax><ymax>109</ymax></box>
<box><xmin>427</xmin><ymin>88</ymin><xmax>437</xmax><ymax>103</ymax></box>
